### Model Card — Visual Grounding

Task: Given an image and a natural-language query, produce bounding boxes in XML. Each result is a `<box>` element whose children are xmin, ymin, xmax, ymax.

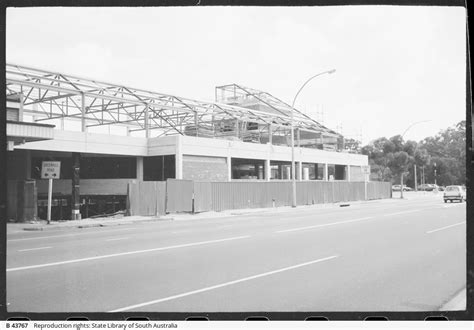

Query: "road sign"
<box><xmin>362</xmin><ymin>166</ymin><xmax>370</xmax><ymax>175</ymax></box>
<box><xmin>41</xmin><ymin>161</ymin><xmax>61</xmax><ymax>179</ymax></box>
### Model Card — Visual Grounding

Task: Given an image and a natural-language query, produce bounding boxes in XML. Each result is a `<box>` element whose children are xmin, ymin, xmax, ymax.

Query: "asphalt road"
<box><xmin>7</xmin><ymin>194</ymin><xmax>466</xmax><ymax>313</ymax></box>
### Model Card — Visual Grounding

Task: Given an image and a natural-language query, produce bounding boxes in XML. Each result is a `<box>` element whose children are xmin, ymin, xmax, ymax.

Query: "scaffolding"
<box><xmin>6</xmin><ymin>63</ymin><xmax>342</xmax><ymax>149</ymax></box>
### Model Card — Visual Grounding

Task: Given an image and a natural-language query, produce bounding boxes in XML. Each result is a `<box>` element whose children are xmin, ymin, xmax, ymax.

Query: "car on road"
<box><xmin>443</xmin><ymin>185</ymin><xmax>466</xmax><ymax>203</ymax></box>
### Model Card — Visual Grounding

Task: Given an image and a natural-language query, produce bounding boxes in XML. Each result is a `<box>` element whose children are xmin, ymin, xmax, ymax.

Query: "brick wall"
<box><xmin>182</xmin><ymin>155</ymin><xmax>228</xmax><ymax>181</ymax></box>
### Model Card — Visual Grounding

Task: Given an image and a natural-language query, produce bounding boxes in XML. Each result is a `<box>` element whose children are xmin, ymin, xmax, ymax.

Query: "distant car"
<box><xmin>438</xmin><ymin>186</ymin><xmax>445</xmax><ymax>191</ymax></box>
<box><xmin>419</xmin><ymin>184</ymin><xmax>437</xmax><ymax>191</ymax></box>
<box><xmin>443</xmin><ymin>185</ymin><xmax>466</xmax><ymax>203</ymax></box>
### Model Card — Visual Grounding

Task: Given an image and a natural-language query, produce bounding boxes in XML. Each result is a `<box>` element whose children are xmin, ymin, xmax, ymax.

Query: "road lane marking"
<box><xmin>105</xmin><ymin>237</ymin><xmax>129</xmax><ymax>242</ymax></box>
<box><xmin>108</xmin><ymin>255</ymin><xmax>338</xmax><ymax>312</ymax></box>
<box><xmin>18</xmin><ymin>247</ymin><xmax>52</xmax><ymax>252</ymax></box>
<box><xmin>276</xmin><ymin>217</ymin><xmax>374</xmax><ymax>233</ymax></box>
<box><xmin>8</xmin><ymin>227</ymin><xmax>139</xmax><ymax>242</ymax></box>
<box><xmin>442</xmin><ymin>203</ymin><xmax>464</xmax><ymax>208</ymax></box>
<box><xmin>426</xmin><ymin>222</ymin><xmax>465</xmax><ymax>234</ymax></box>
<box><xmin>7</xmin><ymin>235</ymin><xmax>250</xmax><ymax>272</ymax></box>
<box><xmin>383</xmin><ymin>210</ymin><xmax>422</xmax><ymax>217</ymax></box>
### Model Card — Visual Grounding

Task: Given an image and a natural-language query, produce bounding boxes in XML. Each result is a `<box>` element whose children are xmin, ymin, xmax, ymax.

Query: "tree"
<box><xmin>360</xmin><ymin>120</ymin><xmax>466</xmax><ymax>186</ymax></box>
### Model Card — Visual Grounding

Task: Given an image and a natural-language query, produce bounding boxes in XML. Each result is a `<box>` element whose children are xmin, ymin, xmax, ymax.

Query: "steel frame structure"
<box><xmin>6</xmin><ymin>63</ymin><xmax>340</xmax><ymax>140</ymax></box>
<box><xmin>215</xmin><ymin>83</ymin><xmax>340</xmax><ymax>138</ymax></box>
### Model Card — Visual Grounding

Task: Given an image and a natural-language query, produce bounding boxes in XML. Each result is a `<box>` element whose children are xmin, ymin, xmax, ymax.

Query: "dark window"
<box><xmin>335</xmin><ymin>165</ymin><xmax>347</xmax><ymax>180</ymax></box>
<box><xmin>81</xmin><ymin>157</ymin><xmax>136</xmax><ymax>179</ymax></box>
<box><xmin>269</xmin><ymin>161</ymin><xmax>292</xmax><ymax>180</ymax></box>
<box><xmin>144</xmin><ymin>155</ymin><xmax>176</xmax><ymax>181</ymax></box>
<box><xmin>31</xmin><ymin>157</ymin><xmax>137</xmax><ymax>179</ymax></box>
<box><xmin>327</xmin><ymin>164</ymin><xmax>336</xmax><ymax>180</ymax></box>
<box><xmin>231</xmin><ymin>158</ymin><xmax>265</xmax><ymax>180</ymax></box>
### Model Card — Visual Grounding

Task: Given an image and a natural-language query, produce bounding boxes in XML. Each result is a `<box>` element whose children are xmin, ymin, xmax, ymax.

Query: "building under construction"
<box><xmin>6</xmin><ymin>63</ymin><xmax>369</xmax><ymax>221</ymax></box>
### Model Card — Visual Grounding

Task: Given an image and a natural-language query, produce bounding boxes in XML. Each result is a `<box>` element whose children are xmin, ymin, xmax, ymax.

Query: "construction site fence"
<box><xmin>127</xmin><ymin>180</ymin><xmax>392</xmax><ymax>216</ymax></box>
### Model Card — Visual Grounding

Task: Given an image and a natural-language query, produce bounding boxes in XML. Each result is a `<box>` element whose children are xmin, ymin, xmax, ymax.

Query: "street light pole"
<box><xmin>400</xmin><ymin>120</ymin><xmax>431</xmax><ymax>199</ymax></box>
<box><xmin>290</xmin><ymin>69</ymin><xmax>336</xmax><ymax>207</ymax></box>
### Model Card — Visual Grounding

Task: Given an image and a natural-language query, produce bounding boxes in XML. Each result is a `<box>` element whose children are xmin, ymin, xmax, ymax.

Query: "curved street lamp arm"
<box><xmin>291</xmin><ymin>69</ymin><xmax>336</xmax><ymax>108</ymax></box>
<box><xmin>401</xmin><ymin>120</ymin><xmax>432</xmax><ymax>139</ymax></box>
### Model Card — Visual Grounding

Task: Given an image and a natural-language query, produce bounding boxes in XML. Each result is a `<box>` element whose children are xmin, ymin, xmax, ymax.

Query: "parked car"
<box><xmin>419</xmin><ymin>184</ymin><xmax>438</xmax><ymax>191</ymax></box>
<box><xmin>443</xmin><ymin>185</ymin><xmax>466</xmax><ymax>203</ymax></box>
<box><xmin>392</xmin><ymin>184</ymin><xmax>412</xmax><ymax>191</ymax></box>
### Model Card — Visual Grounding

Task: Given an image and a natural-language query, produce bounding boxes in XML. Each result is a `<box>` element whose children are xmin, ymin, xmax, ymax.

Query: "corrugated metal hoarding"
<box><xmin>127</xmin><ymin>181</ymin><xmax>166</xmax><ymax>216</ymax></box>
<box><xmin>193</xmin><ymin>181</ymin><xmax>390</xmax><ymax>212</ymax></box>
<box><xmin>166</xmin><ymin>179</ymin><xmax>193</xmax><ymax>212</ymax></box>
<box><xmin>128</xmin><ymin>180</ymin><xmax>392</xmax><ymax>215</ymax></box>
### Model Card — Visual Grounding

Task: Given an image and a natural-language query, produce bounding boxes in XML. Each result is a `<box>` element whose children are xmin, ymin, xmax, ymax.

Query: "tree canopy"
<box><xmin>360</xmin><ymin>120</ymin><xmax>466</xmax><ymax>186</ymax></box>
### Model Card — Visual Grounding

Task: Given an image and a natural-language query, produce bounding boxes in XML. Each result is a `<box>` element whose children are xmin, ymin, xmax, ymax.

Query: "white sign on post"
<box><xmin>362</xmin><ymin>166</ymin><xmax>370</xmax><ymax>175</ymax></box>
<box><xmin>41</xmin><ymin>161</ymin><xmax>61</xmax><ymax>224</ymax></box>
<box><xmin>41</xmin><ymin>161</ymin><xmax>61</xmax><ymax>179</ymax></box>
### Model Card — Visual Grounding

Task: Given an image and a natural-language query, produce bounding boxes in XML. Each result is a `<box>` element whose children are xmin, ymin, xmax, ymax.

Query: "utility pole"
<box><xmin>414</xmin><ymin>164</ymin><xmax>417</xmax><ymax>192</ymax></box>
<box><xmin>400</xmin><ymin>172</ymin><xmax>404</xmax><ymax>199</ymax></box>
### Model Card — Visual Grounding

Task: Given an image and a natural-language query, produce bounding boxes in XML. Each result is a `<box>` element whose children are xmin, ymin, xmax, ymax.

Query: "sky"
<box><xmin>6</xmin><ymin>6</ymin><xmax>467</xmax><ymax>145</ymax></box>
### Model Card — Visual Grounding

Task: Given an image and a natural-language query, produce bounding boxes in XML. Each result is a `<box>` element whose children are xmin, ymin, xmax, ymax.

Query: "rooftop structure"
<box><xmin>6</xmin><ymin>63</ymin><xmax>342</xmax><ymax>150</ymax></box>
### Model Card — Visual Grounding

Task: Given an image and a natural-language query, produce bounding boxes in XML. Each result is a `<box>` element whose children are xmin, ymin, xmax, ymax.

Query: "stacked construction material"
<box><xmin>241</xmin><ymin>131</ymin><xmax>260</xmax><ymax>143</ymax></box>
<box><xmin>184</xmin><ymin>125</ymin><xmax>214</xmax><ymax>138</ymax></box>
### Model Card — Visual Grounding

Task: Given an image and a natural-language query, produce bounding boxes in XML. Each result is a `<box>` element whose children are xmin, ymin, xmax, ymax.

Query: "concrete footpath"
<box><xmin>6</xmin><ymin>192</ymin><xmax>442</xmax><ymax>234</ymax></box>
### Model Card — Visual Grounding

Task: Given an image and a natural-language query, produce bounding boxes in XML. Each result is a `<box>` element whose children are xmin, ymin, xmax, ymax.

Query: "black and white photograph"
<box><xmin>4</xmin><ymin>5</ymin><xmax>468</xmax><ymax>316</ymax></box>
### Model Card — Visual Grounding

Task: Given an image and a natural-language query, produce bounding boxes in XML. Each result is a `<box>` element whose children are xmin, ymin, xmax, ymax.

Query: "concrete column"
<box><xmin>136</xmin><ymin>157</ymin><xmax>144</xmax><ymax>181</ymax></box>
<box><xmin>71</xmin><ymin>152</ymin><xmax>81</xmax><ymax>220</ymax></box>
<box><xmin>265</xmin><ymin>159</ymin><xmax>271</xmax><ymax>181</ymax></box>
<box><xmin>324</xmin><ymin>163</ymin><xmax>329</xmax><ymax>181</ymax></box>
<box><xmin>24</xmin><ymin>150</ymin><xmax>31</xmax><ymax>179</ymax></box>
<box><xmin>298</xmin><ymin>161</ymin><xmax>303</xmax><ymax>181</ymax></box>
<box><xmin>347</xmin><ymin>165</ymin><xmax>351</xmax><ymax>181</ymax></box>
<box><xmin>175</xmin><ymin>135</ymin><xmax>183</xmax><ymax>179</ymax></box>
<box><xmin>227</xmin><ymin>156</ymin><xmax>232</xmax><ymax>181</ymax></box>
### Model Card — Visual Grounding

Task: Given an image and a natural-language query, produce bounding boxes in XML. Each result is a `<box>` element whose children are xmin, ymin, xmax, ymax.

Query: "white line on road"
<box><xmin>442</xmin><ymin>203</ymin><xmax>464</xmax><ymax>208</ymax></box>
<box><xmin>18</xmin><ymin>247</ymin><xmax>52</xmax><ymax>252</ymax></box>
<box><xmin>426</xmin><ymin>222</ymin><xmax>465</xmax><ymax>234</ymax></box>
<box><xmin>383</xmin><ymin>210</ymin><xmax>422</xmax><ymax>217</ymax></box>
<box><xmin>7</xmin><ymin>235</ymin><xmax>250</xmax><ymax>272</ymax></box>
<box><xmin>276</xmin><ymin>217</ymin><xmax>374</xmax><ymax>233</ymax></box>
<box><xmin>109</xmin><ymin>255</ymin><xmax>338</xmax><ymax>312</ymax></box>
<box><xmin>8</xmin><ymin>227</ymin><xmax>138</xmax><ymax>242</ymax></box>
<box><xmin>105</xmin><ymin>237</ymin><xmax>129</xmax><ymax>242</ymax></box>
